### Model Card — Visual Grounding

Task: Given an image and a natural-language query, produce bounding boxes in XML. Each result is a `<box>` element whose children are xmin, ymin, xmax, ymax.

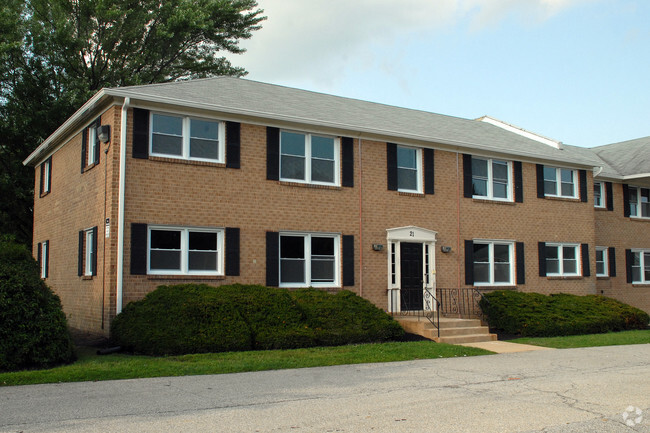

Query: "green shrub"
<box><xmin>480</xmin><ymin>290</ymin><xmax>650</xmax><ymax>337</ymax></box>
<box><xmin>111</xmin><ymin>284</ymin><xmax>404</xmax><ymax>356</ymax></box>
<box><xmin>0</xmin><ymin>238</ymin><xmax>76</xmax><ymax>371</ymax></box>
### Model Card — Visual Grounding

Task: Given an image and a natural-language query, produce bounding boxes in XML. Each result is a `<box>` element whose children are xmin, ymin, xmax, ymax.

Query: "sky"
<box><xmin>227</xmin><ymin>0</ymin><xmax>650</xmax><ymax>148</ymax></box>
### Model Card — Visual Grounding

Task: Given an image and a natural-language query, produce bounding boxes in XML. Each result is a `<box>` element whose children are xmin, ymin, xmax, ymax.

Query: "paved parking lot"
<box><xmin>1</xmin><ymin>344</ymin><xmax>649</xmax><ymax>432</ymax></box>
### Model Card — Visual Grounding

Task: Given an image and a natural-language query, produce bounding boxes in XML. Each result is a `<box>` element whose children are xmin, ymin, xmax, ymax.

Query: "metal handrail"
<box><xmin>392</xmin><ymin>287</ymin><xmax>441</xmax><ymax>339</ymax></box>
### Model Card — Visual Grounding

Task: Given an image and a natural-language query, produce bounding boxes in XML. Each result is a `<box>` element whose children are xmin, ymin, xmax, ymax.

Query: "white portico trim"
<box><xmin>386</xmin><ymin>226</ymin><xmax>438</xmax><ymax>313</ymax></box>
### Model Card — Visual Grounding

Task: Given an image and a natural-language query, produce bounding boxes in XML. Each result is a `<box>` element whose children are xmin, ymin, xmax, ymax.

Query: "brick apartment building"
<box><xmin>24</xmin><ymin>78</ymin><xmax>650</xmax><ymax>335</ymax></box>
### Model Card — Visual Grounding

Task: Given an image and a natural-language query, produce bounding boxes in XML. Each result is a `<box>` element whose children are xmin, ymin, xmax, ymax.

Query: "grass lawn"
<box><xmin>0</xmin><ymin>341</ymin><xmax>492</xmax><ymax>387</ymax></box>
<box><xmin>511</xmin><ymin>329</ymin><xmax>650</xmax><ymax>349</ymax></box>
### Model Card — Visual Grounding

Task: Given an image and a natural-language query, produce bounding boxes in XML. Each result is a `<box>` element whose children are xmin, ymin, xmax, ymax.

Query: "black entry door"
<box><xmin>400</xmin><ymin>242</ymin><xmax>423</xmax><ymax>311</ymax></box>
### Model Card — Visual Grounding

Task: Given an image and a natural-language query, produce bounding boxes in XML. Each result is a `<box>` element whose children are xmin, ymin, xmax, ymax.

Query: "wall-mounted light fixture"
<box><xmin>372</xmin><ymin>244</ymin><xmax>384</xmax><ymax>251</ymax></box>
<box><xmin>441</xmin><ymin>246</ymin><xmax>452</xmax><ymax>253</ymax></box>
<box><xmin>98</xmin><ymin>125</ymin><xmax>111</xmax><ymax>143</ymax></box>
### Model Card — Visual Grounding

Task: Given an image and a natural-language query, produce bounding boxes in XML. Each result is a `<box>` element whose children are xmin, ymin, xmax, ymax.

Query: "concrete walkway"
<box><xmin>459</xmin><ymin>340</ymin><xmax>554</xmax><ymax>353</ymax></box>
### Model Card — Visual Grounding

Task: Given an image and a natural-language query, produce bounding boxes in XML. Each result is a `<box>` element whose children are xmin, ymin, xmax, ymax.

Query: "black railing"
<box><xmin>437</xmin><ymin>288</ymin><xmax>489</xmax><ymax>320</ymax></box>
<box><xmin>390</xmin><ymin>287</ymin><xmax>441</xmax><ymax>339</ymax></box>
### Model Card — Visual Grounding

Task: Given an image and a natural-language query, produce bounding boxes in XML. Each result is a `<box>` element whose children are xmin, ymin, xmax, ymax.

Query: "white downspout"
<box><xmin>116</xmin><ymin>97</ymin><xmax>130</xmax><ymax>314</ymax></box>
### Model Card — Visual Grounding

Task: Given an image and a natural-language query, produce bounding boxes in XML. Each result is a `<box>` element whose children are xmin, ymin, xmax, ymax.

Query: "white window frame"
<box><xmin>278</xmin><ymin>232</ymin><xmax>340</xmax><ymax>288</ymax></box>
<box><xmin>279</xmin><ymin>130</ymin><xmax>340</xmax><ymax>186</ymax></box>
<box><xmin>546</xmin><ymin>243</ymin><xmax>581</xmax><ymax>277</ymax></box>
<box><xmin>42</xmin><ymin>159</ymin><xmax>51</xmax><ymax>194</ymax></box>
<box><xmin>628</xmin><ymin>186</ymin><xmax>650</xmax><ymax>219</ymax></box>
<box><xmin>149</xmin><ymin>112</ymin><xmax>225</xmax><ymax>163</ymax></box>
<box><xmin>631</xmin><ymin>249</ymin><xmax>650</xmax><ymax>284</ymax></box>
<box><xmin>593</xmin><ymin>181</ymin><xmax>604</xmax><ymax>208</ymax></box>
<box><xmin>472</xmin><ymin>157</ymin><xmax>512</xmax><ymax>201</ymax></box>
<box><xmin>40</xmin><ymin>240</ymin><xmax>49</xmax><ymax>279</ymax></box>
<box><xmin>544</xmin><ymin>166</ymin><xmax>577</xmax><ymax>198</ymax></box>
<box><xmin>147</xmin><ymin>226</ymin><xmax>224</xmax><ymax>276</ymax></box>
<box><xmin>595</xmin><ymin>246</ymin><xmax>608</xmax><ymax>277</ymax></box>
<box><xmin>472</xmin><ymin>240</ymin><xmax>515</xmax><ymax>286</ymax></box>
<box><xmin>396</xmin><ymin>145</ymin><xmax>422</xmax><ymax>193</ymax></box>
<box><xmin>84</xmin><ymin>228</ymin><xmax>95</xmax><ymax>276</ymax></box>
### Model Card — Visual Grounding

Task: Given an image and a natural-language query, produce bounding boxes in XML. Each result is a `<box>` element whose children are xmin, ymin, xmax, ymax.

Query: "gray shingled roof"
<box><xmin>106</xmin><ymin>77</ymin><xmax>594</xmax><ymax>166</ymax></box>
<box><xmin>592</xmin><ymin>137</ymin><xmax>650</xmax><ymax>177</ymax></box>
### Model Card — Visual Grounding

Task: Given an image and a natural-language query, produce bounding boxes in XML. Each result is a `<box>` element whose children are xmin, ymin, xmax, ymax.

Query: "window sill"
<box><xmin>594</xmin><ymin>207</ymin><xmax>608</xmax><ymax>211</ymax></box>
<box><xmin>631</xmin><ymin>283</ymin><xmax>650</xmax><ymax>288</ymax></box>
<box><xmin>546</xmin><ymin>276</ymin><xmax>583</xmax><ymax>280</ymax></box>
<box><xmin>471</xmin><ymin>198</ymin><xmax>515</xmax><ymax>205</ymax></box>
<box><xmin>473</xmin><ymin>285</ymin><xmax>517</xmax><ymax>290</ymax></box>
<box><xmin>543</xmin><ymin>196</ymin><xmax>580</xmax><ymax>202</ymax></box>
<box><xmin>147</xmin><ymin>275</ymin><xmax>226</xmax><ymax>280</ymax></box>
<box><xmin>82</xmin><ymin>162</ymin><xmax>98</xmax><ymax>173</ymax></box>
<box><xmin>39</xmin><ymin>191</ymin><xmax>51</xmax><ymax>198</ymax></box>
<box><xmin>277</xmin><ymin>181</ymin><xmax>341</xmax><ymax>190</ymax></box>
<box><xmin>82</xmin><ymin>275</ymin><xmax>94</xmax><ymax>280</ymax></box>
<box><xmin>629</xmin><ymin>216</ymin><xmax>650</xmax><ymax>222</ymax></box>
<box><xmin>596</xmin><ymin>276</ymin><xmax>610</xmax><ymax>280</ymax></box>
<box><xmin>149</xmin><ymin>156</ymin><xmax>226</xmax><ymax>168</ymax></box>
<box><xmin>398</xmin><ymin>191</ymin><xmax>425</xmax><ymax>198</ymax></box>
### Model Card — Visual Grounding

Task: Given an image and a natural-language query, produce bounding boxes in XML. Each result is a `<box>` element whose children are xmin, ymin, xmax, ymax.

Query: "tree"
<box><xmin>0</xmin><ymin>0</ymin><xmax>265</xmax><ymax>245</ymax></box>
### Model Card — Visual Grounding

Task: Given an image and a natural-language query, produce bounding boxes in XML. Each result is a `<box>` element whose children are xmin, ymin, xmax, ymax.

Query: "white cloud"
<box><xmin>230</xmin><ymin>0</ymin><xmax>597</xmax><ymax>87</ymax></box>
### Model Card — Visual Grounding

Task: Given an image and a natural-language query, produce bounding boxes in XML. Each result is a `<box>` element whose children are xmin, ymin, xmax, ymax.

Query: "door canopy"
<box><xmin>386</xmin><ymin>226</ymin><xmax>438</xmax><ymax>243</ymax></box>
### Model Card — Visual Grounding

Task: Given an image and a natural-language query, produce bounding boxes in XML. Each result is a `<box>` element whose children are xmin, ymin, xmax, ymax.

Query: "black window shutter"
<box><xmin>81</xmin><ymin>128</ymin><xmax>88</xmax><ymax>172</ymax></box>
<box><xmin>130</xmin><ymin>223</ymin><xmax>148</xmax><ymax>275</ymax></box>
<box><xmin>37</xmin><ymin>242</ymin><xmax>42</xmax><ymax>272</ymax></box>
<box><xmin>266</xmin><ymin>232</ymin><xmax>279</xmax><ymax>286</ymax></box>
<box><xmin>424</xmin><ymin>148</ymin><xmax>434</xmax><ymax>195</ymax></box>
<box><xmin>538</xmin><ymin>242</ymin><xmax>547</xmax><ymax>276</ymax></box>
<box><xmin>226</xmin><ymin>121</ymin><xmax>241</xmax><ymax>169</ymax></box>
<box><xmin>581</xmin><ymin>243</ymin><xmax>590</xmax><ymax>276</ymax></box>
<box><xmin>78</xmin><ymin>230</ymin><xmax>84</xmax><ymax>276</ymax></box>
<box><xmin>266</xmin><ymin>127</ymin><xmax>280</xmax><ymax>181</ymax></box>
<box><xmin>91</xmin><ymin>226</ymin><xmax>98</xmax><ymax>276</ymax></box>
<box><xmin>93</xmin><ymin>118</ymin><xmax>101</xmax><ymax>165</ymax></box>
<box><xmin>132</xmin><ymin>108</ymin><xmax>150</xmax><ymax>159</ymax></box>
<box><xmin>625</xmin><ymin>249</ymin><xmax>633</xmax><ymax>283</ymax></box>
<box><xmin>463</xmin><ymin>154</ymin><xmax>473</xmax><ymax>198</ymax></box>
<box><xmin>514</xmin><ymin>161</ymin><xmax>523</xmax><ymax>203</ymax></box>
<box><xmin>44</xmin><ymin>241</ymin><xmax>49</xmax><ymax>278</ymax></box>
<box><xmin>622</xmin><ymin>184</ymin><xmax>630</xmax><ymax>217</ymax></box>
<box><xmin>464</xmin><ymin>240</ymin><xmax>474</xmax><ymax>285</ymax></box>
<box><xmin>579</xmin><ymin>170</ymin><xmax>588</xmax><ymax>202</ymax></box>
<box><xmin>516</xmin><ymin>242</ymin><xmax>525</xmax><ymax>284</ymax></box>
<box><xmin>536</xmin><ymin>164</ymin><xmax>545</xmax><ymax>198</ymax></box>
<box><xmin>386</xmin><ymin>143</ymin><xmax>397</xmax><ymax>191</ymax></box>
<box><xmin>225</xmin><ymin>227</ymin><xmax>240</xmax><ymax>276</ymax></box>
<box><xmin>605</xmin><ymin>182</ymin><xmax>613</xmax><ymax>211</ymax></box>
<box><xmin>39</xmin><ymin>162</ymin><xmax>45</xmax><ymax>195</ymax></box>
<box><xmin>608</xmin><ymin>247</ymin><xmax>616</xmax><ymax>277</ymax></box>
<box><xmin>341</xmin><ymin>137</ymin><xmax>354</xmax><ymax>187</ymax></box>
<box><xmin>342</xmin><ymin>235</ymin><xmax>354</xmax><ymax>286</ymax></box>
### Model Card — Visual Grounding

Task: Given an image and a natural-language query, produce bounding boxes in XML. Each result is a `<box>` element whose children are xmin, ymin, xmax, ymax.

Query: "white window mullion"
<box><xmin>304</xmin><ymin>235</ymin><xmax>312</xmax><ymax>285</ymax></box>
<box><xmin>305</xmin><ymin>135</ymin><xmax>312</xmax><ymax>183</ymax></box>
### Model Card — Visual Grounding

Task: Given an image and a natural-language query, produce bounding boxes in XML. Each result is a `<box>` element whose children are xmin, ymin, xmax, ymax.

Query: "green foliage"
<box><xmin>0</xmin><ymin>238</ymin><xmax>76</xmax><ymax>371</ymax></box>
<box><xmin>481</xmin><ymin>290</ymin><xmax>650</xmax><ymax>337</ymax></box>
<box><xmin>111</xmin><ymin>284</ymin><xmax>405</xmax><ymax>356</ymax></box>
<box><xmin>0</xmin><ymin>0</ymin><xmax>265</xmax><ymax>245</ymax></box>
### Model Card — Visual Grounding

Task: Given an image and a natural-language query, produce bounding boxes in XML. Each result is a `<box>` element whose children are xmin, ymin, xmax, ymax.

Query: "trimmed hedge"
<box><xmin>0</xmin><ymin>239</ymin><xmax>76</xmax><ymax>371</ymax></box>
<box><xmin>480</xmin><ymin>290</ymin><xmax>650</xmax><ymax>337</ymax></box>
<box><xmin>111</xmin><ymin>284</ymin><xmax>404</xmax><ymax>356</ymax></box>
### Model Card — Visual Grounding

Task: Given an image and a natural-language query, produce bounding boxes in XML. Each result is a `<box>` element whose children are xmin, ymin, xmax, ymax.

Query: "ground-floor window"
<box><xmin>280</xmin><ymin>232</ymin><xmax>339</xmax><ymax>287</ymax></box>
<box><xmin>630</xmin><ymin>250</ymin><xmax>650</xmax><ymax>283</ymax></box>
<box><xmin>595</xmin><ymin>247</ymin><xmax>608</xmax><ymax>277</ymax></box>
<box><xmin>473</xmin><ymin>240</ymin><xmax>513</xmax><ymax>285</ymax></box>
<box><xmin>545</xmin><ymin>243</ymin><xmax>580</xmax><ymax>276</ymax></box>
<box><xmin>148</xmin><ymin>226</ymin><xmax>223</xmax><ymax>275</ymax></box>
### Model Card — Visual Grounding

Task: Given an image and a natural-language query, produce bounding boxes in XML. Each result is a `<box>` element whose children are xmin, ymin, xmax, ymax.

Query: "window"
<box><xmin>78</xmin><ymin>227</ymin><xmax>97</xmax><ymax>277</ymax></box>
<box><xmin>473</xmin><ymin>241</ymin><xmax>513</xmax><ymax>285</ymax></box>
<box><xmin>628</xmin><ymin>186</ymin><xmax>650</xmax><ymax>218</ymax></box>
<box><xmin>84</xmin><ymin>229</ymin><xmax>95</xmax><ymax>276</ymax></box>
<box><xmin>594</xmin><ymin>181</ymin><xmax>604</xmax><ymax>208</ymax></box>
<box><xmin>596</xmin><ymin>246</ymin><xmax>608</xmax><ymax>277</ymax></box>
<box><xmin>279</xmin><ymin>233</ymin><xmax>339</xmax><ymax>287</ymax></box>
<box><xmin>150</xmin><ymin>113</ymin><xmax>224</xmax><ymax>162</ymax></box>
<box><xmin>543</xmin><ymin>167</ymin><xmax>576</xmax><ymax>198</ymax></box>
<box><xmin>280</xmin><ymin>131</ymin><xmax>338</xmax><ymax>185</ymax></box>
<box><xmin>148</xmin><ymin>227</ymin><xmax>223</xmax><ymax>275</ymax></box>
<box><xmin>545</xmin><ymin>243</ymin><xmax>580</xmax><ymax>276</ymax></box>
<box><xmin>40</xmin><ymin>157</ymin><xmax>51</xmax><ymax>196</ymax></box>
<box><xmin>630</xmin><ymin>250</ymin><xmax>650</xmax><ymax>283</ymax></box>
<box><xmin>39</xmin><ymin>240</ymin><xmax>49</xmax><ymax>279</ymax></box>
<box><xmin>397</xmin><ymin>145</ymin><xmax>421</xmax><ymax>192</ymax></box>
<box><xmin>87</xmin><ymin>124</ymin><xmax>98</xmax><ymax>166</ymax></box>
<box><xmin>472</xmin><ymin>158</ymin><xmax>511</xmax><ymax>200</ymax></box>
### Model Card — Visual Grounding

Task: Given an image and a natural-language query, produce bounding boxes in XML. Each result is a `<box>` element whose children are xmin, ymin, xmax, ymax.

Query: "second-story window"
<box><xmin>628</xmin><ymin>186</ymin><xmax>650</xmax><ymax>218</ymax></box>
<box><xmin>543</xmin><ymin>167</ymin><xmax>576</xmax><ymax>198</ymax></box>
<box><xmin>472</xmin><ymin>158</ymin><xmax>510</xmax><ymax>200</ymax></box>
<box><xmin>594</xmin><ymin>181</ymin><xmax>604</xmax><ymax>208</ymax></box>
<box><xmin>280</xmin><ymin>131</ymin><xmax>338</xmax><ymax>185</ymax></box>
<box><xmin>150</xmin><ymin>113</ymin><xmax>224</xmax><ymax>163</ymax></box>
<box><xmin>397</xmin><ymin>145</ymin><xmax>421</xmax><ymax>192</ymax></box>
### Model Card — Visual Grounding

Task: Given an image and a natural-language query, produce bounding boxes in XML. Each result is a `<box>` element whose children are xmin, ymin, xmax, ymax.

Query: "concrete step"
<box><xmin>437</xmin><ymin>334</ymin><xmax>498</xmax><ymax>344</ymax></box>
<box><xmin>393</xmin><ymin>315</ymin><xmax>497</xmax><ymax>344</ymax></box>
<box><xmin>439</xmin><ymin>326</ymin><xmax>490</xmax><ymax>337</ymax></box>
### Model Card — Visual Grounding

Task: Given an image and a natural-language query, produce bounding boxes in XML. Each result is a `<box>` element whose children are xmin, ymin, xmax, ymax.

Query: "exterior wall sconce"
<box><xmin>441</xmin><ymin>246</ymin><xmax>452</xmax><ymax>253</ymax></box>
<box><xmin>98</xmin><ymin>125</ymin><xmax>111</xmax><ymax>143</ymax></box>
<box><xmin>372</xmin><ymin>244</ymin><xmax>384</xmax><ymax>251</ymax></box>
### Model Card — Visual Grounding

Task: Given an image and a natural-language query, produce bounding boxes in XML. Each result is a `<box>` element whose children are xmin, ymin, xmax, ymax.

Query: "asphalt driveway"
<box><xmin>1</xmin><ymin>344</ymin><xmax>649</xmax><ymax>432</ymax></box>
